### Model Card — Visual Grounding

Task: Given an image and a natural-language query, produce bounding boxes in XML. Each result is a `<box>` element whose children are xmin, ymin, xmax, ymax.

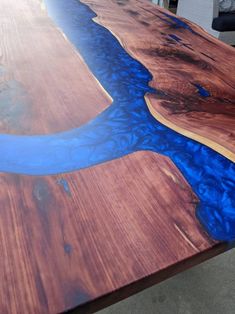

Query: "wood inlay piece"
<box><xmin>82</xmin><ymin>0</ymin><xmax>235</xmax><ymax>162</ymax></box>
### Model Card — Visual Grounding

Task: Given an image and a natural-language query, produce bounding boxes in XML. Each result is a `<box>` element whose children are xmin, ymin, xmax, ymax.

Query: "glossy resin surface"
<box><xmin>0</xmin><ymin>0</ymin><xmax>234</xmax><ymax>242</ymax></box>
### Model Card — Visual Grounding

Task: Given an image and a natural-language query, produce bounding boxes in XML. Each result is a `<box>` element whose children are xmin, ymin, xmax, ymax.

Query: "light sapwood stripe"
<box><xmin>82</xmin><ymin>0</ymin><xmax>235</xmax><ymax>161</ymax></box>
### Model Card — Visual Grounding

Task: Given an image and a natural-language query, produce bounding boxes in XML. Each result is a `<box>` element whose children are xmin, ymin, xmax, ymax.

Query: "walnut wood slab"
<box><xmin>0</xmin><ymin>151</ymin><xmax>226</xmax><ymax>314</ymax></box>
<box><xmin>0</xmin><ymin>0</ymin><xmax>110</xmax><ymax>135</ymax></box>
<box><xmin>82</xmin><ymin>0</ymin><xmax>235</xmax><ymax>162</ymax></box>
<box><xmin>0</xmin><ymin>0</ymin><xmax>232</xmax><ymax>313</ymax></box>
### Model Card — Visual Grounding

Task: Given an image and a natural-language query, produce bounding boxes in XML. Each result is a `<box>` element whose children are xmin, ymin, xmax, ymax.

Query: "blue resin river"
<box><xmin>0</xmin><ymin>0</ymin><xmax>234</xmax><ymax>241</ymax></box>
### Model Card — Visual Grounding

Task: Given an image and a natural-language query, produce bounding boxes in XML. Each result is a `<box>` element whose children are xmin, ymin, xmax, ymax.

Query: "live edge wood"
<box><xmin>0</xmin><ymin>0</ymin><xmax>230</xmax><ymax>313</ymax></box>
<box><xmin>82</xmin><ymin>0</ymin><xmax>235</xmax><ymax>162</ymax></box>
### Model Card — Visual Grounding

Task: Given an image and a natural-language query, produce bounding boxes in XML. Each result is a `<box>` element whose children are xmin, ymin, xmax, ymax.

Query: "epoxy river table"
<box><xmin>0</xmin><ymin>0</ymin><xmax>234</xmax><ymax>313</ymax></box>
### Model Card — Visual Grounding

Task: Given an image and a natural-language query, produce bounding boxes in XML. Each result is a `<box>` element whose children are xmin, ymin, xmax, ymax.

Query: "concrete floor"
<box><xmin>97</xmin><ymin>249</ymin><xmax>235</xmax><ymax>314</ymax></box>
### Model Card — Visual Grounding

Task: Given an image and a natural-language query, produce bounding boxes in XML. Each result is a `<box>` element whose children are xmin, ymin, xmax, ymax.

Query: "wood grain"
<box><xmin>0</xmin><ymin>0</ymin><xmax>110</xmax><ymax>135</ymax></box>
<box><xmin>0</xmin><ymin>0</ymin><xmax>230</xmax><ymax>313</ymax></box>
<box><xmin>0</xmin><ymin>151</ymin><xmax>225</xmax><ymax>314</ymax></box>
<box><xmin>81</xmin><ymin>0</ymin><xmax>235</xmax><ymax>162</ymax></box>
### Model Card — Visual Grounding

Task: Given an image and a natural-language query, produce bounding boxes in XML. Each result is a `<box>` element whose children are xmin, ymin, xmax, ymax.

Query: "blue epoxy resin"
<box><xmin>0</xmin><ymin>0</ymin><xmax>234</xmax><ymax>241</ymax></box>
<box><xmin>57</xmin><ymin>178</ymin><xmax>71</xmax><ymax>196</ymax></box>
<box><xmin>194</xmin><ymin>84</ymin><xmax>211</xmax><ymax>97</ymax></box>
<box><xmin>162</xmin><ymin>12</ymin><xmax>197</xmax><ymax>33</ymax></box>
<box><xmin>169</xmin><ymin>34</ymin><xmax>182</xmax><ymax>42</ymax></box>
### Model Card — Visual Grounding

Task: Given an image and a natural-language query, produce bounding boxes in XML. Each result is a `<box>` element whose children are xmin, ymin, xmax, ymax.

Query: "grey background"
<box><xmin>97</xmin><ymin>249</ymin><xmax>235</xmax><ymax>314</ymax></box>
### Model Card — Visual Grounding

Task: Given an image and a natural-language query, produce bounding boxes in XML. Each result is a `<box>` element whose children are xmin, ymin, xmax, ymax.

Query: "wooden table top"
<box><xmin>0</xmin><ymin>0</ymin><xmax>234</xmax><ymax>313</ymax></box>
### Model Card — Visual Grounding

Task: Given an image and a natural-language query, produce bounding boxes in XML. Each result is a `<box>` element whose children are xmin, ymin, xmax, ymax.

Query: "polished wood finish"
<box><xmin>0</xmin><ymin>0</ymin><xmax>231</xmax><ymax>313</ymax></box>
<box><xmin>0</xmin><ymin>0</ymin><xmax>110</xmax><ymax>135</ymax></box>
<box><xmin>0</xmin><ymin>152</ymin><xmax>225</xmax><ymax>314</ymax></box>
<box><xmin>82</xmin><ymin>0</ymin><xmax>235</xmax><ymax>162</ymax></box>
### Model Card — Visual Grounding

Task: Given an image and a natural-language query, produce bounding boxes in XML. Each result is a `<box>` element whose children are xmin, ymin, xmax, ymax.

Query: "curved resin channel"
<box><xmin>0</xmin><ymin>0</ymin><xmax>234</xmax><ymax>241</ymax></box>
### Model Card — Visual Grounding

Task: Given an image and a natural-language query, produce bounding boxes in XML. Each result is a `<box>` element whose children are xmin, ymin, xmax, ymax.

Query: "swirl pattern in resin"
<box><xmin>0</xmin><ymin>0</ymin><xmax>234</xmax><ymax>241</ymax></box>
